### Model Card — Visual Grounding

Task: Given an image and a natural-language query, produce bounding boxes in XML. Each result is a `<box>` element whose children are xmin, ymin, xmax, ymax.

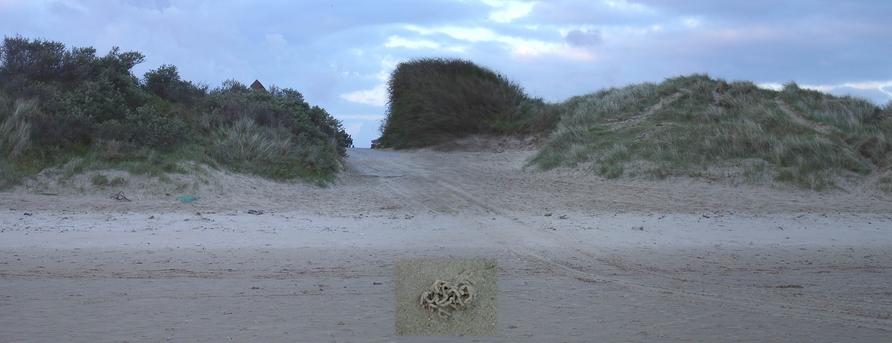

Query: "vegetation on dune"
<box><xmin>0</xmin><ymin>36</ymin><xmax>352</xmax><ymax>188</ymax></box>
<box><xmin>530</xmin><ymin>74</ymin><xmax>892</xmax><ymax>189</ymax></box>
<box><xmin>377</xmin><ymin>58</ymin><xmax>559</xmax><ymax>148</ymax></box>
<box><xmin>8</xmin><ymin>36</ymin><xmax>884</xmax><ymax>192</ymax></box>
<box><xmin>375</xmin><ymin>57</ymin><xmax>890</xmax><ymax>190</ymax></box>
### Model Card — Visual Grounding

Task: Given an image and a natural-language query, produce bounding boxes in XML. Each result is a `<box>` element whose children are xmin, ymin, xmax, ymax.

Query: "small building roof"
<box><xmin>250</xmin><ymin>79</ymin><xmax>267</xmax><ymax>92</ymax></box>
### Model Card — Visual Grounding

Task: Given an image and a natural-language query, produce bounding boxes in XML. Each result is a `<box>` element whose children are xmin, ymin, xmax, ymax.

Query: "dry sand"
<box><xmin>1</xmin><ymin>147</ymin><xmax>891</xmax><ymax>342</ymax></box>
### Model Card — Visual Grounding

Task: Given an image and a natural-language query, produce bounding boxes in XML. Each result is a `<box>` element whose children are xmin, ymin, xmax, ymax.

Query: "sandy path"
<box><xmin>1</xmin><ymin>148</ymin><xmax>891</xmax><ymax>342</ymax></box>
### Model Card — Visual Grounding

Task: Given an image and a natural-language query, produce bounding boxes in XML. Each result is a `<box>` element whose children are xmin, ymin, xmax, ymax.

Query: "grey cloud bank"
<box><xmin>2</xmin><ymin>0</ymin><xmax>890</xmax><ymax>147</ymax></box>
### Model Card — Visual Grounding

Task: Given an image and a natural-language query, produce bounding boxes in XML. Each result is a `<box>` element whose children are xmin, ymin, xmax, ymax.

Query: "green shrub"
<box><xmin>144</xmin><ymin>64</ymin><xmax>206</xmax><ymax>104</ymax></box>
<box><xmin>125</xmin><ymin>105</ymin><xmax>190</xmax><ymax>149</ymax></box>
<box><xmin>27</xmin><ymin>99</ymin><xmax>95</xmax><ymax>148</ymax></box>
<box><xmin>62</xmin><ymin>76</ymin><xmax>132</xmax><ymax>123</ymax></box>
<box><xmin>378</xmin><ymin>58</ymin><xmax>557</xmax><ymax>148</ymax></box>
<box><xmin>0</xmin><ymin>36</ymin><xmax>66</xmax><ymax>82</ymax></box>
<box><xmin>0</xmin><ymin>36</ymin><xmax>351</xmax><ymax>185</ymax></box>
<box><xmin>93</xmin><ymin>105</ymin><xmax>190</xmax><ymax>150</ymax></box>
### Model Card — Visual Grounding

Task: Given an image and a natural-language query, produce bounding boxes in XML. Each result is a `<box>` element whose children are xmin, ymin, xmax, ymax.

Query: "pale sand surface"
<box><xmin>1</xmin><ymin>148</ymin><xmax>891</xmax><ymax>342</ymax></box>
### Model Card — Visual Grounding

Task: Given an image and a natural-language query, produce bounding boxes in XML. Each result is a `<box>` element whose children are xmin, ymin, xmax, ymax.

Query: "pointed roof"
<box><xmin>250</xmin><ymin>79</ymin><xmax>267</xmax><ymax>92</ymax></box>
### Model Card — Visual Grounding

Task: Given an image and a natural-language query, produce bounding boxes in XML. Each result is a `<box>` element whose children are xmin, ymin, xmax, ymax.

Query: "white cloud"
<box><xmin>404</xmin><ymin>24</ymin><xmax>595</xmax><ymax>61</ymax></box>
<box><xmin>341</xmin><ymin>57</ymin><xmax>401</xmax><ymax>107</ymax></box>
<box><xmin>509</xmin><ymin>38</ymin><xmax>593</xmax><ymax>60</ymax></box>
<box><xmin>405</xmin><ymin>25</ymin><xmax>497</xmax><ymax>42</ymax></box>
<box><xmin>682</xmin><ymin>16</ymin><xmax>703</xmax><ymax>29</ymax></box>
<box><xmin>602</xmin><ymin>0</ymin><xmax>653</xmax><ymax>14</ymax></box>
<box><xmin>340</xmin><ymin>83</ymin><xmax>387</xmax><ymax>107</ymax></box>
<box><xmin>481</xmin><ymin>0</ymin><xmax>536</xmax><ymax>23</ymax></box>
<box><xmin>829</xmin><ymin>81</ymin><xmax>892</xmax><ymax>98</ymax></box>
<box><xmin>759</xmin><ymin>80</ymin><xmax>892</xmax><ymax>99</ymax></box>
<box><xmin>384</xmin><ymin>36</ymin><xmax>441</xmax><ymax>50</ymax></box>
<box><xmin>806</xmin><ymin>80</ymin><xmax>892</xmax><ymax>99</ymax></box>
<box><xmin>383</xmin><ymin>35</ymin><xmax>468</xmax><ymax>52</ymax></box>
<box><xmin>756</xmin><ymin>82</ymin><xmax>784</xmax><ymax>91</ymax></box>
<box><xmin>344</xmin><ymin>122</ymin><xmax>363</xmax><ymax>140</ymax></box>
<box><xmin>375</xmin><ymin>57</ymin><xmax>399</xmax><ymax>81</ymax></box>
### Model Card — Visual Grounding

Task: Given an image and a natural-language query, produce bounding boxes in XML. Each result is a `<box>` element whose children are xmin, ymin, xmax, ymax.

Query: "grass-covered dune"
<box><xmin>0</xmin><ymin>36</ymin><xmax>351</xmax><ymax>188</ymax></box>
<box><xmin>377</xmin><ymin>58</ymin><xmax>559</xmax><ymax>148</ymax></box>
<box><xmin>532</xmin><ymin>75</ymin><xmax>892</xmax><ymax>190</ymax></box>
<box><xmin>378</xmin><ymin>58</ymin><xmax>891</xmax><ymax>190</ymax></box>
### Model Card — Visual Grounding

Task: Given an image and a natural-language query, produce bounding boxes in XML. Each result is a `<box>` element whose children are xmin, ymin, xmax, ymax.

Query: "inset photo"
<box><xmin>394</xmin><ymin>258</ymin><xmax>497</xmax><ymax>336</ymax></box>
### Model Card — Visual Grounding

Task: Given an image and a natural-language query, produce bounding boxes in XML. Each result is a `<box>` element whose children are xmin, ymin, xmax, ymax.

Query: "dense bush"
<box><xmin>143</xmin><ymin>64</ymin><xmax>206</xmax><ymax>105</ymax></box>
<box><xmin>377</xmin><ymin>58</ymin><xmax>557</xmax><ymax>148</ymax></box>
<box><xmin>0</xmin><ymin>36</ymin><xmax>351</xmax><ymax>186</ymax></box>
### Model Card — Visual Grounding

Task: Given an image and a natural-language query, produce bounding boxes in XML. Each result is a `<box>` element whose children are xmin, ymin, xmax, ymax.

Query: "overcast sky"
<box><xmin>2</xmin><ymin>0</ymin><xmax>891</xmax><ymax>147</ymax></box>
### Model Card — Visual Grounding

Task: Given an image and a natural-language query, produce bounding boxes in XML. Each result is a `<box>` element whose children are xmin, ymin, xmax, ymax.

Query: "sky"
<box><xmin>1</xmin><ymin>0</ymin><xmax>891</xmax><ymax>147</ymax></box>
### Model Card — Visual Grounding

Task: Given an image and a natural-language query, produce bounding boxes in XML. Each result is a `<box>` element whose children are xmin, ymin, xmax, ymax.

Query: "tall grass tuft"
<box><xmin>0</xmin><ymin>99</ymin><xmax>35</xmax><ymax>159</ymax></box>
<box><xmin>213</xmin><ymin>119</ymin><xmax>291</xmax><ymax>162</ymax></box>
<box><xmin>211</xmin><ymin>118</ymin><xmax>337</xmax><ymax>182</ymax></box>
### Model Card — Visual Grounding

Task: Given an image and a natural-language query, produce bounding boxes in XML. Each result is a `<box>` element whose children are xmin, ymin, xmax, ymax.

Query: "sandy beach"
<box><xmin>1</xmin><ymin>148</ymin><xmax>891</xmax><ymax>342</ymax></box>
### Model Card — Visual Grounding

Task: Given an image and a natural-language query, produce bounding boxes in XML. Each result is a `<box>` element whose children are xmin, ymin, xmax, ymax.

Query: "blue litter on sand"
<box><xmin>176</xmin><ymin>195</ymin><xmax>199</xmax><ymax>204</ymax></box>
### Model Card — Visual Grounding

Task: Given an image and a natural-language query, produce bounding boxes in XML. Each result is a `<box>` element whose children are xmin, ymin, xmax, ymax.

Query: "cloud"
<box><xmin>755</xmin><ymin>83</ymin><xmax>784</xmax><ymax>91</ymax></box>
<box><xmin>682</xmin><ymin>16</ymin><xmax>702</xmax><ymax>29</ymax></box>
<box><xmin>404</xmin><ymin>24</ymin><xmax>595</xmax><ymax>61</ymax></box>
<box><xmin>529</xmin><ymin>0</ymin><xmax>657</xmax><ymax>25</ymax></box>
<box><xmin>564</xmin><ymin>28</ymin><xmax>601</xmax><ymax>46</ymax></box>
<box><xmin>340</xmin><ymin>83</ymin><xmax>388</xmax><ymax>107</ymax></box>
<box><xmin>339</xmin><ymin>58</ymin><xmax>401</xmax><ymax>108</ymax></box>
<box><xmin>758</xmin><ymin>80</ymin><xmax>892</xmax><ymax>104</ymax></box>
<box><xmin>603</xmin><ymin>0</ymin><xmax>653</xmax><ymax>13</ymax></box>
<box><xmin>344</xmin><ymin>122</ymin><xmax>363</xmax><ymax>141</ymax></box>
<box><xmin>383</xmin><ymin>35</ymin><xmax>467</xmax><ymax>52</ymax></box>
<box><xmin>384</xmin><ymin>36</ymin><xmax>441</xmax><ymax>49</ymax></box>
<box><xmin>481</xmin><ymin>0</ymin><xmax>536</xmax><ymax>23</ymax></box>
<box><xmin>804</xmin><ymin>81</ymin><xmax>892</xmax><ymax>105</ymax></box>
